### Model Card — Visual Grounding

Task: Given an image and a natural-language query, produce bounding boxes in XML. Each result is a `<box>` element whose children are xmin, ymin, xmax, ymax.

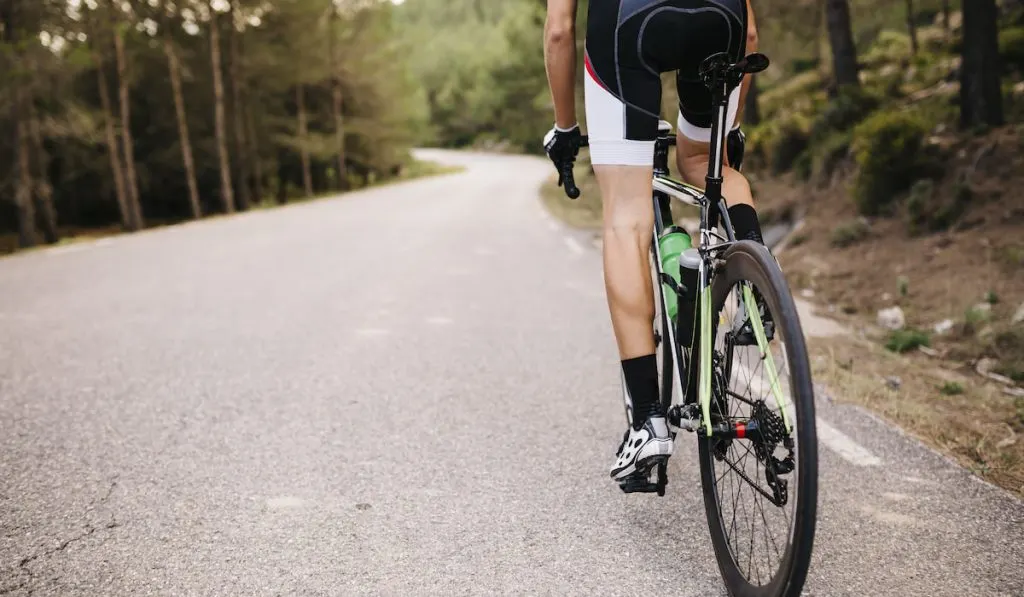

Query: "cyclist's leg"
<box><xmin>584</xmin><ymin>55</ymin><xmax>663</xmax><ymax>424</ymax></box>
<box><xmin>585</xmin><ymin>1</ymin><xmax>673</xmax><ymax>480</ymax></box>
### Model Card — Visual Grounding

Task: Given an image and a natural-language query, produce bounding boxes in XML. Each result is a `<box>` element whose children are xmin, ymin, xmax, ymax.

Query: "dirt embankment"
<box><xmin>756</xmin><ymin>126</ymin><xmax>1024</xmax><ymax>495</ymax></box>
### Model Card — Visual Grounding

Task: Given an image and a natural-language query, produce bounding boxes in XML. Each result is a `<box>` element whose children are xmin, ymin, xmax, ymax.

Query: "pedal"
<box><xmin>668</xmin><ymin>403</ymin><xmax>700</xmax><ymax>433</ymax></box>
<box><xmin>618</xmin><ymin>459</ymin><xmax>669</xmax><ymax>496</ymax></box>
<box><xmin>618</xmin><ymin>474</ymin><xmax>659</xmax><ymax>494</ymax></box>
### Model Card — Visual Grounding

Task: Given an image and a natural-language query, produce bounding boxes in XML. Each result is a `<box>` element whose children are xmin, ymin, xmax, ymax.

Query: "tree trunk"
<box><xmin>14</xmin><ymin>90</ymin><xmax>40</xmax><ymax>249</ymax></box>
<box><xmin>825</xmin><ymin>0</ymin><xmax>860</xmax><ymax>87</ymax></box>
<box><xmin>97</xmin><ymin>63</ymin><xmax>131</xmax><ymax>229</ymax></box>
<box><xmin>28</xmin><ymin>102</ymin><xmax>59</xmax><ymax>244</ymax></box>
<box><xmin>113</xmin><ymin>15</ymin><xmax>144</xmax><ymax>230</ymax></box>
<box><xmin>210</xmin><ymin>8</ymin><xmax>236</xmax><ymax>213</ymax></box>
<box><xmin>228</xmin><ymin>1</ymin><xmax>251</xmax><ymax>210</ymax></box>
<box><xmin>246</xmin><ymin>104</ymin><xmax>264</xmax><ymax>204</ymax></box>
<box><xmin>164</xmin><ymin>35</ymin><xmax>202</xmax><ymax>219</ymax></box>
<box><xmin>960</xmin><ymin>0</ymin><xmax>1004</xmax><ymax>128</ymax></box>
<box><xmin>277</xmin><ymin>148</ymin><xmax>289</xmax><ymax>204</ymax></box>
<box><xmin>329</xmin><ymin>8</ymin><xmax>347</xmax><ymax>190</ymax></box>
<box><xmin>296</xmin><ymin>85</ymin><xmax>313</xmax><ymax>198</ymax></box>
<box><xmin>744</xmin><ymin>75</ymin><xmax>760</xmax><ymax>126</ymax></box>
<box><xmin>906</xmin><ymin>0</ymin><xmax>918</xmax><ymax>55</ymax></box>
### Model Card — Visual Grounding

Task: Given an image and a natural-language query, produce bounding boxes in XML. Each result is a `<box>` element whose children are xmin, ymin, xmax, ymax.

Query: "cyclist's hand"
<box><xmin>726</xmin><ymin>127</ymin><xmax>746</xmax><ymax>172</ymax></box>
<box><xmin>543</xmin><ymin>123</ymin><xmax>583</xmax><ymax>186</ymax></box>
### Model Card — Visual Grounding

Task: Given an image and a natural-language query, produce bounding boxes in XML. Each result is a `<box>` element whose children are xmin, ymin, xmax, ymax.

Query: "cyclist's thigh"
<box><xmin>667</xmin><ymin>0</ymin><xmax>748</xmax><ymax>142</ymax></box>
<box><xmin>584</xmin><ymin>0</ymin><xmax>663</xmax><ymax>167</ymax></box>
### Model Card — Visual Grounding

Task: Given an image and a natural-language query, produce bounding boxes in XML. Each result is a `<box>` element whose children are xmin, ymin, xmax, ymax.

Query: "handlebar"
<box><xmin>556</xmin><ymin>134</ymin><xmax>676</xmax><ymax>199</ymax></box>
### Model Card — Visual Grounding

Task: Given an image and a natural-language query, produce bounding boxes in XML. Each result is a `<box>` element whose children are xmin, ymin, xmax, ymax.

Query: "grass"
<box><xmin>886</xmin><ymin>328</ymin><xmax>931</xmax><ymax>353</ymax></box>
<box><xmin>830</xmin><ymin>219</ymin><xmax>870</xmax><ymax>248</ymax></box>
<box><xmin>812</xmin><ymin>336</ymin><xmax>1024</xmax><ymax>496</ymax></box>
<box><xmin>939</xmin><ymin>381</ymin><xmax>964</xmax><ymax>395</ymax></box>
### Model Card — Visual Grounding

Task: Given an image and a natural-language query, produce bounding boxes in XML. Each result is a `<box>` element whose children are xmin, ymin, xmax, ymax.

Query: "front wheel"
<box><xmin>697</xmin><ymin>241</ymin><xmax>818</xmax><ymax>597</ymax></box>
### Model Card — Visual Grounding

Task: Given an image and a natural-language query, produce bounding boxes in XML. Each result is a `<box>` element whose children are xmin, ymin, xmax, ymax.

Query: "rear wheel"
<box><xmin>697</xmin><ymin>241</ymin><xmax>818</xmax><ymax>597</ymax></box>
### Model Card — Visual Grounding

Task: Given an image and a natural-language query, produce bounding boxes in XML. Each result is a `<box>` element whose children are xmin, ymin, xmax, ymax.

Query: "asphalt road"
<box><xmin>2</xmin><ymin>149</ymin><xmax>1022</xmax><ymax>597</ymax></box>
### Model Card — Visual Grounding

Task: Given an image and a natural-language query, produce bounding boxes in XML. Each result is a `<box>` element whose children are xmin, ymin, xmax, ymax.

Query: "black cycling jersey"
<box><xmin>583</xmin><ymin>0</ymin><xmax>748</xmax><ymax>165</ymax></box>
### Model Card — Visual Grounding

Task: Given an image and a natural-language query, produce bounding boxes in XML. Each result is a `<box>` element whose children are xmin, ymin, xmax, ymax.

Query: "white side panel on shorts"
<box><xmin>677</xmin><ymin>86</ymin><xmax>742</xmax><ymax>144</ymax></box>
<box><xmin>584</xmin><ymin>68</ymin><xmax>656</xmax><ymax>166</ymax></box>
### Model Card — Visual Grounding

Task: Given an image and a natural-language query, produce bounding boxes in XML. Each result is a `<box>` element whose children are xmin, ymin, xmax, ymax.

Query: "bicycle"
<box><xmin>551</xmin><ymin>52</ymin><xmax>818</xmax><ymax>597</ymax></box>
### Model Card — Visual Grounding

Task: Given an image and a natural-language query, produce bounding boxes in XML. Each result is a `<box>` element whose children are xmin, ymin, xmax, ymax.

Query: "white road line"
<box><xmin>354</xmin><ymin>328</ymin><xmax>390</xmax><ymax>337</ymax></box>
<box><xmin>425</xmin><ymin>316</ymin><xmax>453</xmax><ymax>325</ymax></box>
<box><xmin>564</xmin><ymin>236</ymin><xmax>583</xmax><ymax>254</ymax></box>
<box><xmin>816</xmin><ymin>417</ymin><xmax>882</xmax><ymax>466</ymax></box>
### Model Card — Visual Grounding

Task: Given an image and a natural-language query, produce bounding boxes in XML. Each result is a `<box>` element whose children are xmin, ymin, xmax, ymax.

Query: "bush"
<box><xmin>749</xmin><ymin>114</ymin><xmax>812</xmax><ymax>175</ymax></box>
<box><xmin>863</xmin><ymin>31</ymin><xmax>913</xmax><ymax>68</ymax></box>
<box><xmin>830</xmin><ymin>219</ymin><xmax>869</xmax><ymax>248</ymax></box>
<box><xmin>812</xmin><ymin>132</ymin><xmax>853</xmax><ymax>180</ymax></box>
<box><xmin>811</xmin><ymin>88</ymin><xmax>882</xmax><ymax>143</ymax></box>
<box><xmin>791</xmin><ymin>56</ymin><xmax>820</xmax><ymax>74</ymax></box>
<box><xmin>999</xmin><ymin>27</ymin><xmax>1024</xmax><ymax>73</ymax></box>
<box><xmin>885</xmin><ymin>329</ymin><xmax>931</xmax><ymax>353</ymax></box>
<box><xmin>772</xmin><ymin>120</ymin><xmax>811</xmax><ymax>174</ymax></box>
<box><xmin>851</xmin><ymin>110</ymin><xmax>941</xmax><ymax>216</ymax></box>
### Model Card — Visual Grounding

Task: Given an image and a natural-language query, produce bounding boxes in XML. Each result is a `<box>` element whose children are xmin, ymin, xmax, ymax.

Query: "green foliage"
<box><xmin>862</xmin><ymin>30</ymin><xmax>913</xmax><ymax>68</ymax></box>
<box><xmin>999</xmin><ymin>27</ymin><xmax>1024</xmax><ymax>73</ymax></box>
<box><xmin>885</xmin><ymin>329</ymin><xmax>931</xmax><ymax>353</ymax></box>
<box><xmin>964</xmin><ymin>304</ymin><xmax>992</xmax><ymax>334</ymax></box>
<box><xmin>790</xmin><ymin>56</ymin><xmax>820</xmax><ymax>74</ymax></box>
<box><xmin>760</xmin><ymin>70</ymin><xmax>825</xmax><ymax>116</ymax></box>
<box><xmin>939</xmin><ymin>382</ymin><xmax>964</xmax><ymax>396</ymax></box>
<box><xmin>0</xmin><ymin>0</ymin><xmax>424</xmax><ymax>238</ymax></box>
<box><xmin>897</xmin><ymin>275</ymin><xmax>910</xmax><ymax>297</ymax></box>
<box><xmin>851</xmin><ymin>110</ymin><xmax>941</xmax><ymax>215</ymax></box>
<box><xmin>394</xmin><ymin>0</ymin><xmax>547</xmax><ymax>150</ymax></box>
<box><xmin>749</xmin><ymin>114</ymin><xmax>812</xmax><ymax>175</ymax></box>
<box><xmin>830</xmin><ymin>219</ymin><xmax>869</xmax><ymax>248</ymax></box>
<box><xmin>810</xmin><ymin>87</ymin><xmax>883</xmax><ymax>143</ymax></box>
<box><xmin>811</xmin><ymin>132</ymin><xmax>853</xmax><ymax>180</ymax></box>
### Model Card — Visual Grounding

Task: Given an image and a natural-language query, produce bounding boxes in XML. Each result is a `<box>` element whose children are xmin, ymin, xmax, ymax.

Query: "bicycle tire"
<box><xmin>697</xmin><ymin>240</ymin><xmax>818</xmax><ymax>597</ymax></box>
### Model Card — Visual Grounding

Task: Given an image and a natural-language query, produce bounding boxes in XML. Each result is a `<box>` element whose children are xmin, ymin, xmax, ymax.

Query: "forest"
<box><xmin>0</xmin><ymin>0</ymin><xmax>1019</xmax><ymax>250</ymax></box>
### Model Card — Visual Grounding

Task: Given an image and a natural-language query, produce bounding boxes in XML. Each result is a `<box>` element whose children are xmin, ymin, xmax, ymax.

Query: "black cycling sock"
<box><xmin>622</xmin><ymin>355</ymin><xmax>661</xmax><ymax>430</ymax></box>
<box><xmin>728</xmin><ymin>204</ymin><xmax>765</xmax><ymax>244</ymax></box>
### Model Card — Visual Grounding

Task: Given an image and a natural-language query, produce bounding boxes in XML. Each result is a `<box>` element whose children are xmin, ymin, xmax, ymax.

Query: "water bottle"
<box><xmin>677</xmin><ymin>248</ymin><xmax>700</xmax><ymax>346</ymax></box>
<box><xmin>657</xmin><ymin>226</ymin><xmax>691</xmax><ymax>322</ymax></box>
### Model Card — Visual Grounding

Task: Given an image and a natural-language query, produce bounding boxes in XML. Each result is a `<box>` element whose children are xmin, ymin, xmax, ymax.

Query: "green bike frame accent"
<box><xmin>742</xmin><ymin>284</ymin><xmax>793</xmax><ymax>433</ymax></box>
<box><xmin>699</xmin><ymin>284</ymin><xmax>714</xmax><ymax>435</ymax></box>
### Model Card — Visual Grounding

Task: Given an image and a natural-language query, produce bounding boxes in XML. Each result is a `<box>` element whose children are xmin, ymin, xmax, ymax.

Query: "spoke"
<box><xmin>755</xmin><ymin>487</ymin><xmax>782</xmax><ymax>561</ymax></box>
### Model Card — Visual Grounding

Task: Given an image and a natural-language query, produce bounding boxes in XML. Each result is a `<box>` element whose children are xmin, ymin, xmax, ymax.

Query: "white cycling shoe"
<box><xmin>610</xmin><ymin>416</ymin><xmax>674</xmax><ymax>480</ymax></box>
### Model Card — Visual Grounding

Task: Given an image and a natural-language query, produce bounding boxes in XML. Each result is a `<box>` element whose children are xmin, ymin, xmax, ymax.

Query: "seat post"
<box><xmin>703</xmin><ymin>78</ymin><xmax>730</xmax><ymax>206</ymax></box>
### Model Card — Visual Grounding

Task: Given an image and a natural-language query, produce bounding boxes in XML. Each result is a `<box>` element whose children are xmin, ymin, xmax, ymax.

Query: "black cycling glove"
<box><xmin>543</xmin><ymin>124</ymin><xmax>583</xmax><ymax>185</ymax></box>
<box><xmin>726</xmin><ymin>126</ymin><xmax>746</xmax><ymax>172</ymax></box>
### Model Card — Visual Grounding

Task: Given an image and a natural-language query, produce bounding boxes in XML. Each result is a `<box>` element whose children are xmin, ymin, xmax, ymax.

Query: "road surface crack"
<box><xmin>1</xmin><ymin>477</ymin><xmax>121</xmax><ymax>596</ymax></box>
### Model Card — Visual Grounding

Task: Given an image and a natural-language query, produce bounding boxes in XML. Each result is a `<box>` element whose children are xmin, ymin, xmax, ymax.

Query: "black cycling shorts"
<box><xmin>584</xmin><ymin>0</ymin><xmax>748</xmax><ymax>165</ymax></box>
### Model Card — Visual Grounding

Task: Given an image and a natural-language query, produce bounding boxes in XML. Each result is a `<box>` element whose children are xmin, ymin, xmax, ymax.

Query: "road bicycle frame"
<box><xmin>648</xmin><ymin>52</ymin><xmax>791</xmax><ymax>438</ymax></box>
